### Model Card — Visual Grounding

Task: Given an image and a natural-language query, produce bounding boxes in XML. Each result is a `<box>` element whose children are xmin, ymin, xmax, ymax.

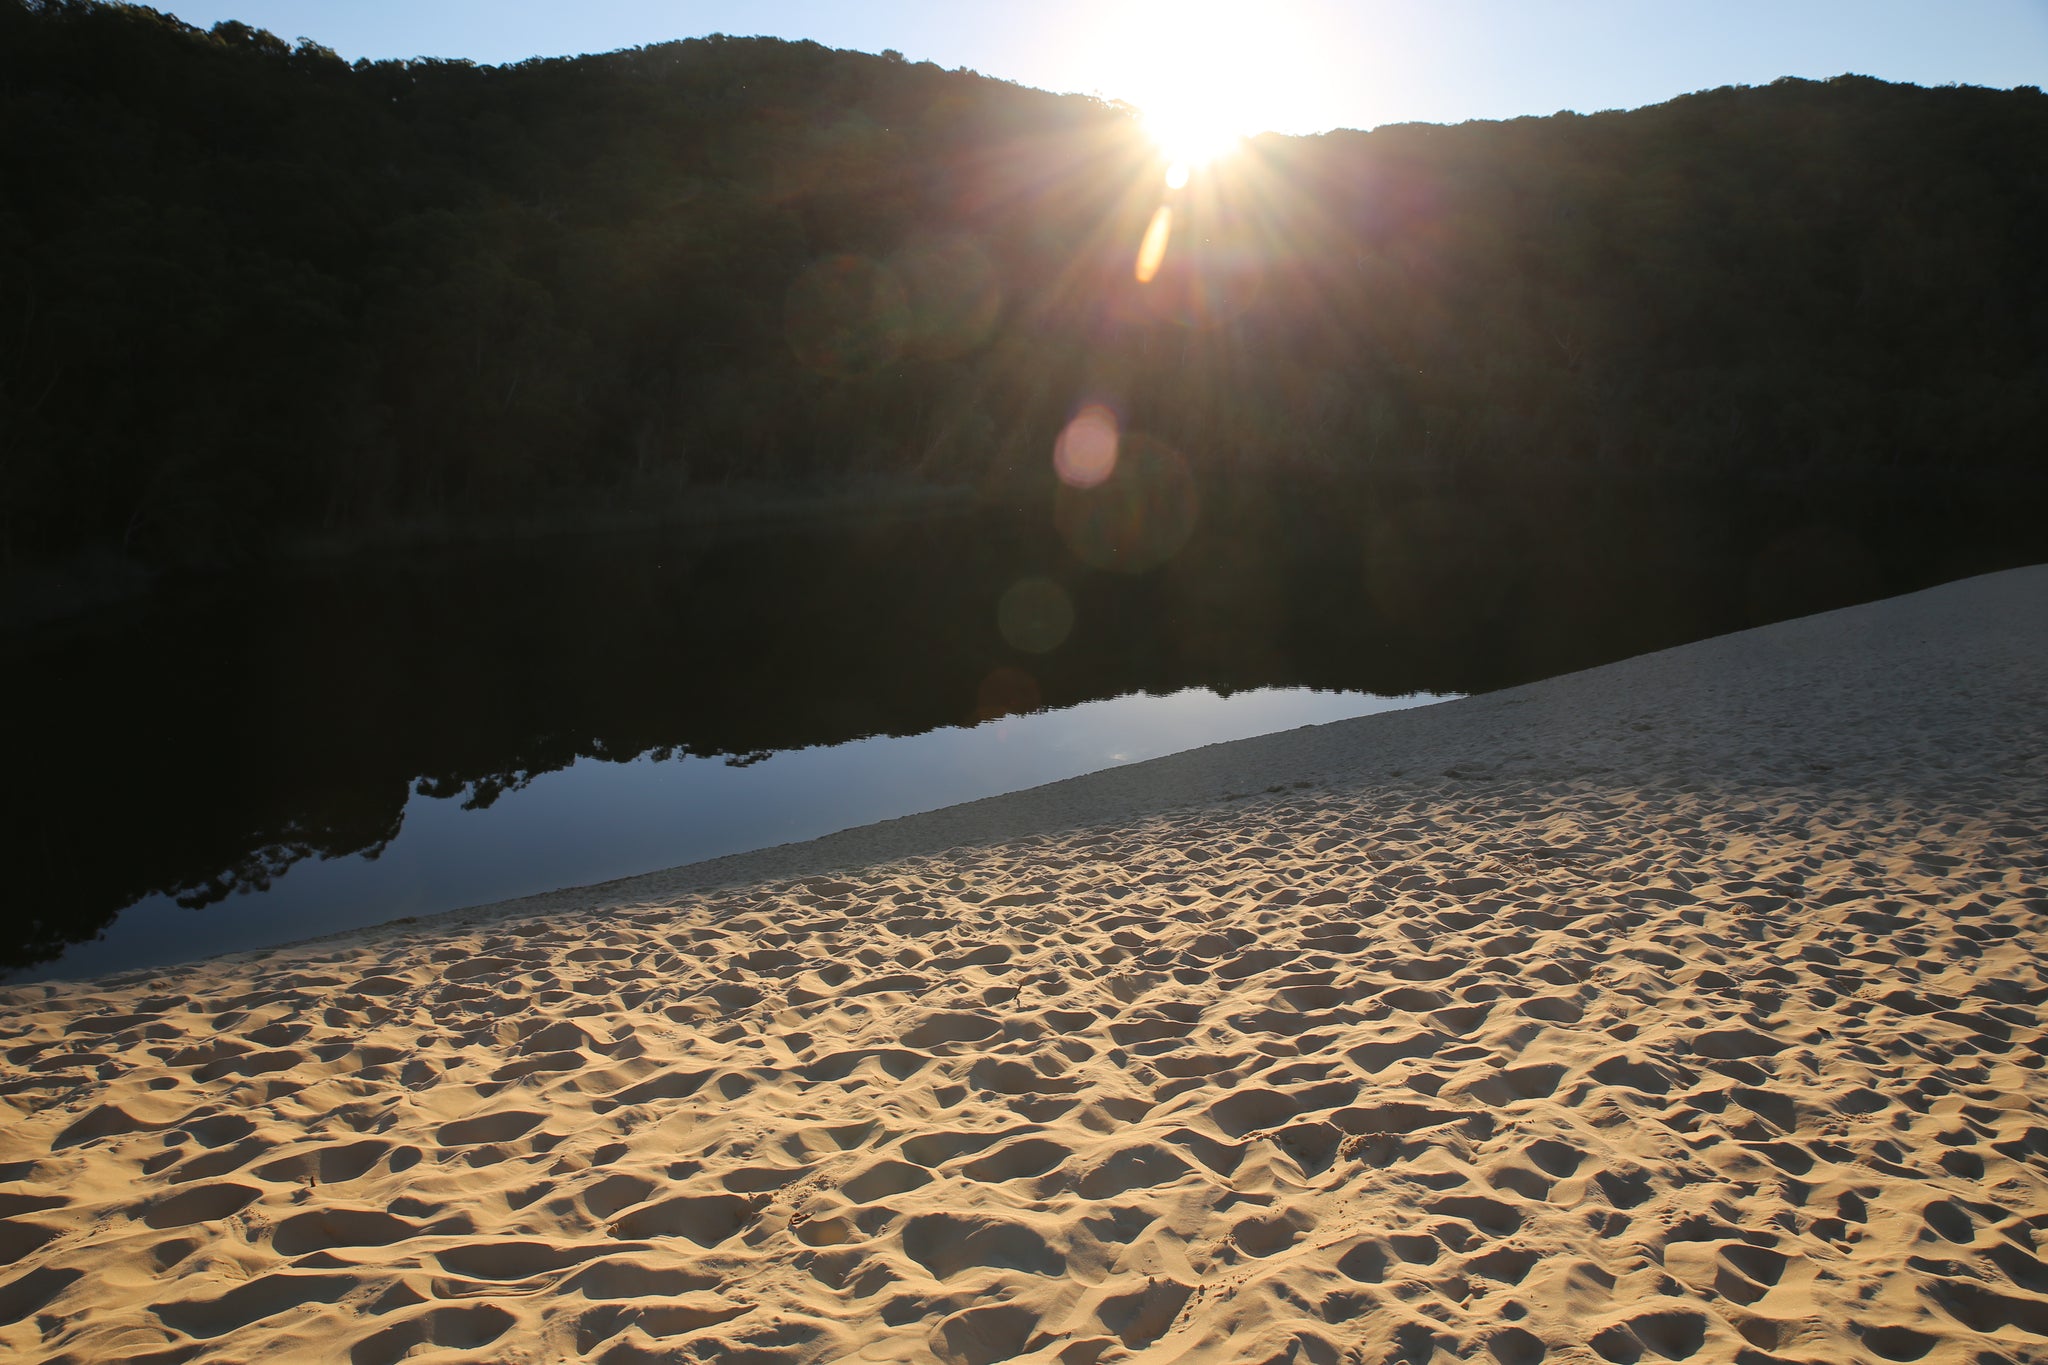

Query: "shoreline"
<box><xmin>2</xmin><ymin>566</ymin><xmax>2044</xmax><ymax>1363</ymax></box>
<box><xmin>91</xmin><ymin>560</ymin><xmax>2045</xmax><ymax>991</ymax></box>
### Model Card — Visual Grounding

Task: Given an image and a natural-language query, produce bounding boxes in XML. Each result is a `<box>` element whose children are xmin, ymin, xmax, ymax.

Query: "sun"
<box><xmin>1122</xmin><ymin>14</ymin><xmax>1251</xmax><ymax>179</ymax></box>
<box><xmin>1079</xmin><ymin>0</ymin><xmax>1326</xmax><ymax>181</ymax></box>
<box><xmin>1144</xmin><ymin>101</ymin><xmax>1243</xmax><ymax>177</ymax></box>
<box><xmin>1146</xmin><ymin>90</ymin><xmax>1236</xmax><ymax>169</ymax></box>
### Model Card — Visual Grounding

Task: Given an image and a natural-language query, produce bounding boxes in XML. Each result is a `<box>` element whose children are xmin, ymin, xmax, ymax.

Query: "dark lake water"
<box><xmin>22</xmin><ymin>684</ymin><xmax>1444</xmax><ymax>983</ymax></box>
<box><xmin>6</xmin><ymin>497</ymin><xmax>1770</xmax><ymax>982</ymax></box>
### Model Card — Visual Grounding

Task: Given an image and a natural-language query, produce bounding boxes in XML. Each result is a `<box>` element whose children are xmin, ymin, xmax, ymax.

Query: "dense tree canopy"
<box><xmin>2</xmin><ymin>0</ymin><xmax>2045</xmax><ymax>581</ymax></box>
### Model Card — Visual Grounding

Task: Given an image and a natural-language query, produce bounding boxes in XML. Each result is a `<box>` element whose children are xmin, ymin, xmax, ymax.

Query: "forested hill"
<box><xmin>4</xmin><ymin>0</ymin><xmax>2046</xmax><ymax>582</ymax></box>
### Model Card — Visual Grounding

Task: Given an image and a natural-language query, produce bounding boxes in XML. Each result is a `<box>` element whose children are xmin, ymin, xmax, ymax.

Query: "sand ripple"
<box><xmin>3</xmin><ymin>568</ymin><xmax>2046</xmax><ymax>1363</ymax></box>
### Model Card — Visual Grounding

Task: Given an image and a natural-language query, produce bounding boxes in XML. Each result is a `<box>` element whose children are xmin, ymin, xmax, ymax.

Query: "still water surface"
<box><xmin>24</xmin><ymin>685</ymin><xmax>1442</xmax><ymax>982</ymax></box>
<box><xmin>16</xmin><ymin>496</ymin><xmax>1710</xmax><ymax>982</ymax></box>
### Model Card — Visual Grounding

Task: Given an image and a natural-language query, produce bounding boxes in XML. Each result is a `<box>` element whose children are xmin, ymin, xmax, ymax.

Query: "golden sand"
<box><xmin>3</xmin><ymin>567</ymin><xmax>2044</xmax><ymax>1364</ymax></box>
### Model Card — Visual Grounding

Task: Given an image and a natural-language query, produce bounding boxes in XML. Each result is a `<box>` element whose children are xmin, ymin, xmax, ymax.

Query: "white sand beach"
<box><xmin>2</xmin><ymin>566</ymin><xmax>2045</xmax><ymax>1365</ymax></box>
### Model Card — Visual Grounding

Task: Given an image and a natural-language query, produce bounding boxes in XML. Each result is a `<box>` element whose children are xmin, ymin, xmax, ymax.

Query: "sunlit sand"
<box><xmin>3</xmin><ymin>568</ymin><xmax>2044</xmax><ymax>1363</ymax></box>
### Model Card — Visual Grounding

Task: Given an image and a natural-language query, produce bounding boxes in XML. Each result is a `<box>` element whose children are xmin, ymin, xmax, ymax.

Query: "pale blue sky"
<box><xmin>151</xmin><ymin>1</ymin><xmax>2047</xmax><ymax>134</ymax></box>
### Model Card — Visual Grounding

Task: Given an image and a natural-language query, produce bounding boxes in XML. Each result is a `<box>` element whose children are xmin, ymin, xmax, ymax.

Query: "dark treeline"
<box><xmin>4</xmin><ymin>0</ymin><xmax>2046</xmax><ymax>587</ymax></box>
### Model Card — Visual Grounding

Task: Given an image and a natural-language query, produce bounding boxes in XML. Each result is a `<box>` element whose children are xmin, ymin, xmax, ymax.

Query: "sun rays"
<box><xmin>1078</xmin><ymin>0</ymin><xmax>1332</xmax><ymax>178</ymax></box>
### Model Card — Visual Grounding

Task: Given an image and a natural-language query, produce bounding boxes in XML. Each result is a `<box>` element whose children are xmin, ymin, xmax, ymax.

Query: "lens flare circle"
<box><xmin>1054</xmin><ymin>432</ymin><xmax>1198</xmax><ymax>575</ymax></box>
<box><xmin>997</xmin><ymin>577</ymin><xmax>1075</xmax><ymax>655</ymax></box>
<box><xmin>893</xmin><ymin>236</ymin><xmax>1001</xmax><ymax>360</ymax></box>
<box><xmin>783</xmin><ymin>254</ymin><xmax>910</xmax><ymax>378</ymax></box>
<box><xmin>975</xmin><ymin>666</ymin><xmax>1041</xmax><ymax>723</ymax></box>
<box><xmin>1054</xmin><ymin>404</ymin><xmax>1121</xmax><ymax>489</ymax></box>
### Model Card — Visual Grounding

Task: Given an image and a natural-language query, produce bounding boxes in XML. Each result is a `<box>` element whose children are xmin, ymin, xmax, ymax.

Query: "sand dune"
<box><xmin>3</xmin><ymin>567</ymin><xmax>2045</xmax><ymax>1365</ymax></box>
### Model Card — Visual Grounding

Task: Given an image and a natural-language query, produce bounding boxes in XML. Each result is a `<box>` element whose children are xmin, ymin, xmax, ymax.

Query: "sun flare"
<box><xmin>1144</xmin><ymin>104</ymin><xmax>1242</xmax><ymax>174</ymax></box>
<box><xmin>1081</xmin><ymin>0</ymin><xmax>1329</xmax><ymax>179</ymax></box>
